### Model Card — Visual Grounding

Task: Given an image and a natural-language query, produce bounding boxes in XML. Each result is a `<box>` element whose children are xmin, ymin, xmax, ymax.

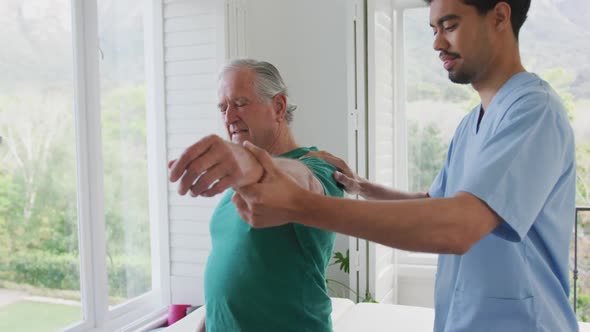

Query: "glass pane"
<box><xmin>97</xmin><ymin>0</ymin><xmax>151</xmax><ymax>306</ymax></box>
<box><xmin>573</xmin><ymin>209</ymin><xmax>590</xmax><ymax>322</ymax></box>
<box><xmin>404</xmin><ymin>7</ymin><xmax>473</xmax><ymax>194</ymax></box>
<box><xmin>400</xmin><ymin>7</ymin><xmax>466</xmax><ymax>263</ymax></box>
<box><xmin>519</xmin><ymin>0</ymin><xmax>590</xmax><ymax>322</ymax></box>
<box><xmin>520</xmin><ymin>0</ymin><xmax>590</xmax><ymax>322</ymax></box>
<box><xmin>0</xmin><ymin>0</ymin><xmax>82</xmax><ymax>330</ymax></box>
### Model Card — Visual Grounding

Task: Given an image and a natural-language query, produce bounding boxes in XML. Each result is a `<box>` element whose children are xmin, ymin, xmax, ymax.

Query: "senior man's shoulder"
<box><xmin>297</xmin><ymin>147</ymin><xmax>344</xmax><ymax>198</ymax></box>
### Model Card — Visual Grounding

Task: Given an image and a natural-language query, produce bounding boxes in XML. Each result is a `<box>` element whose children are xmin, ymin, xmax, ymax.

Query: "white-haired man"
<box><xmin>169</xmin><ymin>59</ymin><xmax>343</xmax><ymax>332</ymax></box>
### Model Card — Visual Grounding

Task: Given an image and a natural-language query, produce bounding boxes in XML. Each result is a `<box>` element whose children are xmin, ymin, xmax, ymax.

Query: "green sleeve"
<box><xmin>298</xmin><ymin>157</ymin><xmax>344</xmax><ymax>198</ymax></box>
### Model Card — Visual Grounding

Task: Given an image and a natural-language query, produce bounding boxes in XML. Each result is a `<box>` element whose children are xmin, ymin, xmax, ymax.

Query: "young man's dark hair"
<box><xmin>424</xmin><ymin>0</ymin><xmax>531</xmax><ymax>38</ymax></box>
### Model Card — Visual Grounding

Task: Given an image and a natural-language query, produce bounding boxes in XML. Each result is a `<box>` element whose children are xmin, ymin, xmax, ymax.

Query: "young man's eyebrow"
<box><xmin>429</xmin><ymin>14</ymin><xmax>461</xmax><ymax>27</ymax></box>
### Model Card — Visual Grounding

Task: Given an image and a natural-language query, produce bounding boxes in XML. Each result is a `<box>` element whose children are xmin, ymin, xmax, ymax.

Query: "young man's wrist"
<box><xmin>357</xmin><ymin>177</ymin><xmax>371</xmax><ymax>199</ymax></box>
<box><xmin>292</xmin><ymin>185</ymin><xmax>319</xmax><ymax>226</ymax></box>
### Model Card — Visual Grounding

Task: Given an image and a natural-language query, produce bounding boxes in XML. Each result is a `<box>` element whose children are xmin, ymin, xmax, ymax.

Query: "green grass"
<box><xmin>0</xmin><ymin>301</ymin><xmax>80</xmax><ymax>332</ymax></box>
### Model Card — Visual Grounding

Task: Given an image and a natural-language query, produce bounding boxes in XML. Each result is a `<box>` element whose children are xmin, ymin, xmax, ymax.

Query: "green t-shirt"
<box><xmin>204</xmin><ymin>147</ymin><xmax>344</xmax><ymax>332</ymax></box>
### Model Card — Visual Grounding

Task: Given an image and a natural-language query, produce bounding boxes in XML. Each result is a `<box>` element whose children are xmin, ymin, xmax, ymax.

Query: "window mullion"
<box><xmin>392</xmin><ymin>8</ymin><xmax>408</xmax><ymax>190</ymax></box>
<box><xmin>71</xmin><ymin>0</ymin><xmax>108</xmax><ymax>329</ymax></box>
<box><xmin>144</xmin><ymin>0</ymin><xmax>171</xmax><ymax>306</ymax></box>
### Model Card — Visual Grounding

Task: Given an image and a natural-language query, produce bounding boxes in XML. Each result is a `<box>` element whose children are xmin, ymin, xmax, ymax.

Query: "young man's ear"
<box><xmin>493</xmin><ymin>2</ymin><xmax>512</xmax><ymax>35</ymax></box>
<box><xmin>273</xmin><ymin>94</ymin><xmax>287</xmax><ymax>122</ymax></box>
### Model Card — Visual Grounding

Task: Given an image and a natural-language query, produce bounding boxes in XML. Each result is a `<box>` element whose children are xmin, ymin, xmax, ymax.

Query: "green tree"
<box><xmin>0</xmin><ymin>89</ymin><xmax>78</xmax><ymax>254</ymax></box>
<box><xmin>100</xmin><ymin>85</ymin><xmax>150</xmax><ymax>258</ymax></box>
<box><xmin>540</xmin><ymin>68</ymin><xmax>576</xmax><ymax>121</ymax></box>
<box><xmin>408</xmin><ymin>121</ymin><xmax>448</xmax><ymax>193</ymax></box>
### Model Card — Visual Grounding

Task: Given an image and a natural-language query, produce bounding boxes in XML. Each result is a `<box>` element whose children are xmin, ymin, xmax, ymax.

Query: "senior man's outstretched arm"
<box><xmin>169</xmin><ymin>135</ymin><xmax>324</xmax><ymax>201</ymax></box>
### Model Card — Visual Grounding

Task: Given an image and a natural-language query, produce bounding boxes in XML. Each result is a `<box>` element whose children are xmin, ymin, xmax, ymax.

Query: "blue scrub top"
<box><xmin>429</xmin><ymin>72</ymin><xmax>578</xmax><ymax>331</ymax></box>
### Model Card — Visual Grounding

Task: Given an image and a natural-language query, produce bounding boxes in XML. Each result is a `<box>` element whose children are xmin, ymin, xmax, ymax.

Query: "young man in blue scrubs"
<box><xmin>230</xmin><ymin>0</ymin><xmax>579</xmax><ymax>330</ymax></box>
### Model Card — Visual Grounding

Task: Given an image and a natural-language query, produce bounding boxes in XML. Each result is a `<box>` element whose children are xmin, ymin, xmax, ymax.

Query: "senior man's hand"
<box><xmin>169</xmin><ymin>135</ymin><xmax>263</xmax><ymax>197</ymax></box>
<box><xmin>232</xmin><ymin>141</ymin><xmax>310</xmax><ymax>228</ymax></box>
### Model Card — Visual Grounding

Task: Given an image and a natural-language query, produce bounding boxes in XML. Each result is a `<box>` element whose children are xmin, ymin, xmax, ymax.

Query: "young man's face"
<box><xmin>217</xmin><ymin>68</ymin><xmax>281</xmax><ymax>150</ymax></box>
<box><xmin>429</xmin><ymin>0</ymin><xmax>496</xmax><ymax>84</ymax></box>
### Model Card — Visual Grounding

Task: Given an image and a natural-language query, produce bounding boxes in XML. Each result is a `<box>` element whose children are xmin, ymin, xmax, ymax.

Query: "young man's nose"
<box><xmin>433</xmin><ymin>31</ymin><xmax>449</xmax><ymax>52</ymax></box>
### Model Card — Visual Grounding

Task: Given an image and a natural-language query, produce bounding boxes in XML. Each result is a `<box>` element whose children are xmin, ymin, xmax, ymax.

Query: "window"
<box><xmin>0</xmin><ymin>1</ymin><xmax>82</xmax><ymax>330</ymax></box>
<box><xmin>0</xmin><ymin>0</ymin><xmax>166</xmax><ymax>330</ymax></box>
<box><xmin>397</xmin><ymin>3</ymin><xmax>478</xmax><ymax>267</ymax></box>
<box><xmin>574</xmin><ymin>208</ymin><xmax>590</xmax><ymax>322</ymax></box>
<box><xmin>97</xmin><ymin>0</ymin><xmax>152</xmax><ymax>307</ymax></box>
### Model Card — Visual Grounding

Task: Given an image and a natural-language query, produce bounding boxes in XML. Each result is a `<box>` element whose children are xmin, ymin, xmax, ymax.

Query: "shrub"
<box><xmin>0</xmin><ymin>250</ymin><xmax>150</xmax><ymax>298</ymax></box>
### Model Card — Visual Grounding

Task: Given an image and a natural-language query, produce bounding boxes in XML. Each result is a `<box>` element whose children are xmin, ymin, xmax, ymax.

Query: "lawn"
<box><xmin>0</xmin><ymin>301</ymin><xmax>80</xmax><ymax>332</ymax></box>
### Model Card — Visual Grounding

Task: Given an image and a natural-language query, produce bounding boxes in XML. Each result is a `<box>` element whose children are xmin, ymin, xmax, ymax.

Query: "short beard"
<box><xmin>448</xmin><ymin>69</ymin><xmax>475</xmax><ymax>85</ymax></box>
<box><xmin>440</xmin><ymin>51</ymin><xmax>473</xmax><ymax>84</ymax></box>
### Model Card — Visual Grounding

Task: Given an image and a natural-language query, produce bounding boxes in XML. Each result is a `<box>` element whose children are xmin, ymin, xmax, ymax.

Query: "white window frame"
<box><xmin>66</xmin><ymin>0</ymin><xmax>169</xmax><ymax>331</ymax></box>
<box><xmin>389</xmin><ymin>0</ymin><xmax>438</xmax><ymax>270</ymax></box>
<box><xmin>345</xmin><ymin>0</ymin><xmax>370</xmax><ymax>304</ymax></box>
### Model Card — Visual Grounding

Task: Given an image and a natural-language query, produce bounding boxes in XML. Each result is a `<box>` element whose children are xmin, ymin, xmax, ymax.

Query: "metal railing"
<box><xmin>574</xmin><ymin>206</ymin><xmax>590</xmax><ymax>313</ymax></box>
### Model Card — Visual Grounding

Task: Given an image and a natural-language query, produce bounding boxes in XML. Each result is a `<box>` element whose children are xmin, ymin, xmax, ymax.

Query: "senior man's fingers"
<box><xmin>170</xmin><ymin>135</ymin><xmax>220</xmax><ymax>182</ymax></box>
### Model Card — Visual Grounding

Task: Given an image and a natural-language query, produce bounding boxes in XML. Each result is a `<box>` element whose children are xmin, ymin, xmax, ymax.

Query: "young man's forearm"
<box><xmin>359</xmin><ymin>180</ymin><xmax>429</xmax><ymax>201</ymax></box>
<box><xmin>293</xmin><ymin>190</ymin><xmax>500</xmax><ymax>254</ymax></box>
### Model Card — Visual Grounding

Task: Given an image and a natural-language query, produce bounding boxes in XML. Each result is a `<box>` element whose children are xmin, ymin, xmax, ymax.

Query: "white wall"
<box><xmin>242</xmin><ymin>0</ymin><xmax>350</xmax><ymax>159</ymax></box>
<box><xmin>398</xmin><ymin>275</ymin><xmax>435</xmax><ymax>307</ymax></box>
<box><xmin>242</xmin><ymin>0</ymin><xmax>353</xmax><ymax>292</ymax></box>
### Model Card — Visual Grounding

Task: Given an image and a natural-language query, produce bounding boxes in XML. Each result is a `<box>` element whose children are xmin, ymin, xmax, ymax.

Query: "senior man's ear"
<box><xmin>273</xmin><ymin>94</ymin><xmax>287</xmax><ymax>122</ymax></box>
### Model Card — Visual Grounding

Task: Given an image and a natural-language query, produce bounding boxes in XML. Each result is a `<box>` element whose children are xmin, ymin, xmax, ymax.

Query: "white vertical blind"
<box><xmin>163</xmin><ymin>0</ymin><xmax>226</xmax><ymax>305</ymax></box>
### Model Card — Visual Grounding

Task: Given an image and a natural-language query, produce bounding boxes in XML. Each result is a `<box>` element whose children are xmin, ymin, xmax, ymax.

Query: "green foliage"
<box><xmin>0</xmin><ymin>85</ymin><xmax>151</xmax><ymax>298</ymax></box>
<box><xmin>407</xmin><ymin>82</ymin><xmax>475</xmax><ymax>104</ymax></box>
<box><xmin>5</xmin><ymin>251</ymin><xmax>80</xmax><ymax>290</ymax></box>
<box><xmin>407</xmin><ymin>82</ymin><xmax>442</xmax><ymax>102</ymax></box>
<box><xmin>576</xmin><ymin>143</ymin><xmax>590</xmax><ymax>206</ymax></box>
<box><xmin>0</xmin><ymin>251</ymin><xmax>150</xmax><ymax>298</ymax></box>
<box><xmin>101</xmin><ymin>85</ymin><xmax>151</xmax><ymax>257</ymax></box>
<box><xmin>332</xmin><ymin>250</ymin><xmax>349</xmax><ymax>274</ymax></box>
<box><xmin>0</xmin><ymin>173</ymin><xmax>20</xmax><ymax>250</ymax></box>
<box><xmin>360</xmin><ymin>292</ymin><xmax>378</xmax><ymax>303</ymax></box>
<box><xmin>106</xmin><ymin>255</ymin><xmax>151</xmax><ymax>299</ymax></box>
<box><xmin>408</xmin><ymin>122</ymin><xmax>448</xmax><ymax>193</ymax></box>
<box><xmin>0</xmin><ymin>84</ymin><xmax>150</xmax><ymax>270</ymax></box>
<box><xmin>442</xmin><ymin>84</ymin><xmax>473</xmax><ymax>103</ymax></box>
<box><xmin>540</xmin><ymin>68</ymin><xmax>576</xmax><ymax>121</ymax></box>
<box><xmin>0</xmin><ymin>88</ymin><xmax>78</xmax><ymax>254</ymax></box>
<box><xmin>327</xmin><ymin>249</ymin><xmax>377</xmax><ymax>303</ymax></box>
<box><xmin>577</xmin><ymin>293</ymin><xmax>590</xmax><ymax>322</ymax></box>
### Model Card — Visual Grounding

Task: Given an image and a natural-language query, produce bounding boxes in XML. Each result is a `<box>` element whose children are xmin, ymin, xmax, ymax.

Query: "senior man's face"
<box><xmin>217</xmin><ymin>68</ymin><xmax>280</xmax><ymax>150</ymax></box>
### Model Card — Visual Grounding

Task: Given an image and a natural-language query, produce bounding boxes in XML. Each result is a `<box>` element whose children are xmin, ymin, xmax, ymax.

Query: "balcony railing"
<box><xmin>574</xmin><ymin>206</ymin><xmax>590</xmax><ymax>313</ymax></box>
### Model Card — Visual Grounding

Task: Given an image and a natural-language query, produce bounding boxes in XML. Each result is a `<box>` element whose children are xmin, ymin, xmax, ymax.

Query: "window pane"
<box><xmin>519</xmin><ymin>0</ymin><xmax>590</xmax><ymax>322</ymax></box>
<box><xmin>97</xmin><ymin>0</ymin><xmax>151</xmax><ymax>306</ymax></box>
<box><xmin>404</xmin><ymin>7</ymin><xmax>472</xmax><ymax>194</ymax></box>
<box><xmin>0</xmin><ymin>0</ymin><xmax>82</xmax><ymax>330</ymax></box>
<box><xmin>521</xmin><ymin>0</ymin><xmax>590</xmax><ymax>322</ymax></box>
<box><xmin>573</xmin><ymin>209</ymin><xmax>590</xmax><ymax>322</ymax></box>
